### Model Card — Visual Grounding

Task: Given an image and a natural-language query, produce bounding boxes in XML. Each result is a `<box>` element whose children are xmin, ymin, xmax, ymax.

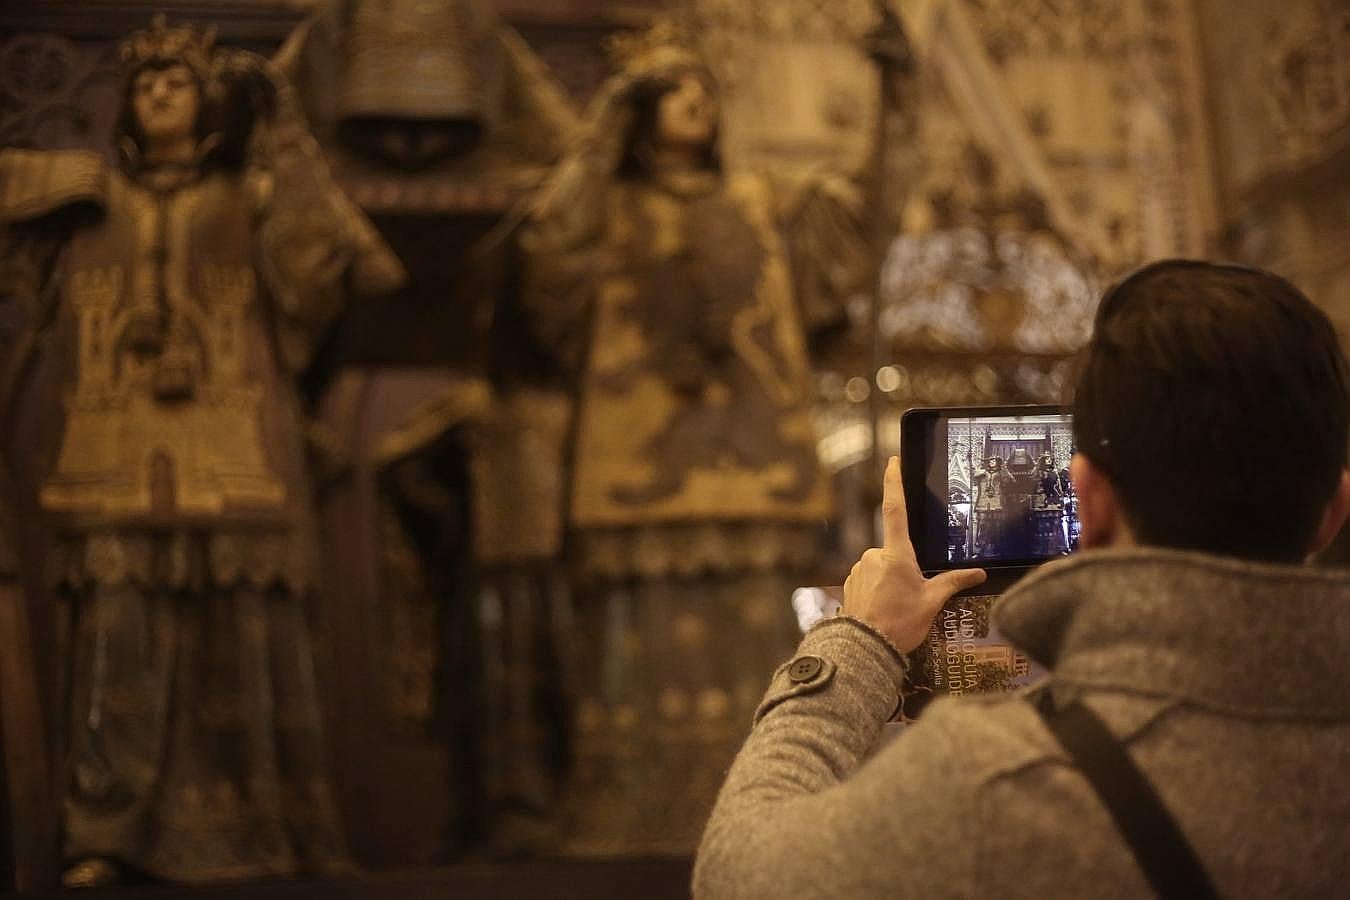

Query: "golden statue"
<box><xmin>0</xmin><ymin>17</ymin><xmax>402</xmax><ymax>885</ymax></box>
<box><xmin>520</xmin><ymin>20</ymin><xmax>868</xmax><ymax>855</ymax></box>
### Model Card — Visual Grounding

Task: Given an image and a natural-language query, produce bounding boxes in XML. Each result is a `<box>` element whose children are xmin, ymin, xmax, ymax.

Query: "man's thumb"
<box><xmin>927</xmin><ymin>568</ymin><xmax>987</xmax><ymax>604</ymax></box>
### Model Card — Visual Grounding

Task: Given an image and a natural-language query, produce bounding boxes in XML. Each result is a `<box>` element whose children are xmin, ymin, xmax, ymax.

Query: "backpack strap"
<box><xmin>1035</xmin><ymin>691</ymin><xmax>1220</xmax><ymax>900</ymax></box>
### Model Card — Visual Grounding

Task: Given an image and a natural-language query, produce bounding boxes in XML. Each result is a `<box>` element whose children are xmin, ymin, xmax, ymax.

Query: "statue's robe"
<box><xmin>522</xmin><ymin>169</ymin><xmax>861</xmax><ymax>854</ymax></box>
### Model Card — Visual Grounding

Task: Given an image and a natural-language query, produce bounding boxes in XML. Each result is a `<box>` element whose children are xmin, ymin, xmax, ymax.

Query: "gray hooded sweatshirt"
<box><xmin>694</xmin><ymin>548</ymin><xmax>1350</xmax><ymax>899</ymax></box>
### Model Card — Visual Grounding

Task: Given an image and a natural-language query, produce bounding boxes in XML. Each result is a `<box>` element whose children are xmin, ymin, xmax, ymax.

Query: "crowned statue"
<box><xmin>0</xmin><ymin>16</ymin><xmax>403</xmax><ymax>886</ymax></box>
<box><xmin>520</xmin><ymin>19</ymin><xmax>869</xmax><ymax>854</ymax></box>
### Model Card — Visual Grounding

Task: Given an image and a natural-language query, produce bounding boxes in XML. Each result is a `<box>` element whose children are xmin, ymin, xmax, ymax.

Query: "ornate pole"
<box><xmin>863</xmin><ymin>1</ymin><xmax>916</xmax><ymax>543</ymax></box>
<box><xmin>0</xmin><ymin>291</ymin><xmax>59</xmax><ymax>894</ymax></box>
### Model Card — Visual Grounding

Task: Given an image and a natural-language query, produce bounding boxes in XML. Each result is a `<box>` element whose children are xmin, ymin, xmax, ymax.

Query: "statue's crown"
<box><xmin>119</xmin><ymin>14</ymin><xmax>216</xmax><ymax>76</ymax></box>
<box><xmin>605</xmin><ymin>18</ymin><xmax>703</xmax><ymax>80</ymax></box>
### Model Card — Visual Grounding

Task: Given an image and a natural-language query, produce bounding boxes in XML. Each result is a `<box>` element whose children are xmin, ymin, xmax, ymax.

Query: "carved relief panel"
<box><xmin>0</xmin><ymin>34</ymin><xmax>121</xmax><ymax>154</ymax></box>
<box><xmin>1198</xmin><ymin>0</ymin><xmax>1350</xmax><ymax>341</ymax></box>
<box><xmin>945</xmin><ymin>0</ymin><xmax>1215</xmax><ymax>265</ymax></box>
<box><xmin>690</xmin><ymin>0</ymin><xmax>885</xmax><ymax>177</ymax></box>
<box><xmin>858</xmin><ymin>0</ymin><xmax>1221</xmax><ymax>445</ymax></box>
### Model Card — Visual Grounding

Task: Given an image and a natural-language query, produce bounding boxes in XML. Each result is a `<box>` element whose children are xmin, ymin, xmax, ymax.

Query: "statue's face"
<box><xmin>656</xmin><ymin>73</ymin><xmax>717</xmax><ymax>152</ymax></box>
<box><xmin>131</xmin><ymin>63</ymin><xmax>200</xmax><ymax>145</ymax></box>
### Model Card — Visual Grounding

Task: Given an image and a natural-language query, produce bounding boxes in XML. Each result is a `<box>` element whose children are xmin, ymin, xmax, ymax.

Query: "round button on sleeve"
<box><xmin>787</xmin><ymin>655</ymin><xmax>824</xmax><ymax>683</ymax></box>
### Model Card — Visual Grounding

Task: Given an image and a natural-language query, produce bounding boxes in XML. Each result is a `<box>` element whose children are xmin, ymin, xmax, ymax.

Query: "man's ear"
<box><xmin>1309</xmin><ymin>469</ymin><xmax>1350</xmax><ymax>557</ymax></box>
<box><xmin>1071</xmin><ymin>453</ymin><xmax>1132</xmax><ymax>550</ymax></box>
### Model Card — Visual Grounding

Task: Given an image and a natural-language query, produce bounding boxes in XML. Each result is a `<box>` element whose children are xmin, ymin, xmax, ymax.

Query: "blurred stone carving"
<box><xmin>519</xmin><ymin>18</ymin><xmax>869</xmax><ymax>855</ymax></box>
<box><xmin>0</xmin><ymin>32</ymin><xmax>123</xmax><ymax>155</ymax></box>
<box><xmin>337</xmin><ymin>0</ymin><xmax>487</xmax><ymax>166</ymax></box>
<box><xmin>279</xmin><ymin>0</ymin><xmax>576</xmax><ymax>185</ymax></box>
<box><xmin>809</xmin><ymin>0</ymin><xmax>1216</xmax><ymax>463</ymax></box>
<box><xmin>690</xmin><ymin>0</ymin><xmax>884</xmax><ymax>177</ymax></box>
<box><xmin>0</xmin><ymin>16</ymin><xmax>402</xmax><ymax>885</ymax></box>
<box><xmin>1200</xmin><ymin>0</ymin><xmax>1350</xmax><ymax>340</ymax></box>
<box><xmin>1262</xmin><ymin>5</ymin><xmax>1348</xmax><ymax>167</ymax></box>
<box><xmin>877</xmin><ymin>135</ymin><xmax>1099</xmax><ymax>402</ymax></box>
<box><xmin>914</xmin><ymin>0</ymin><xmax>1216</xmax><ymax>267</ymax></box>
<box><xmin>278</xmin><ymin>0</ymin><xmax>581</xmax><ymax>863</ymax></box>
<box><xmin>878</xmin><ymin>221</ymin><xmax>1098</xmax><ymax>409</ymax></box>
<box><xmin>883</xmin><ymin>228</ymin><xmax>1096</xmax><ymax>355</ymax></box>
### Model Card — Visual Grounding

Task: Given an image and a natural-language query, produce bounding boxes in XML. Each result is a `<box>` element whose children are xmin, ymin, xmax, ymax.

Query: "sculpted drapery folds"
<box><xmin>0</xmin><ymin>16</ymin><xmax>403</xmax><ymax>886</ymax></box>
<box><xmin>519</xmin><ymin>20</ymin><xmax>869</xmax><ymax>855</ymax></box>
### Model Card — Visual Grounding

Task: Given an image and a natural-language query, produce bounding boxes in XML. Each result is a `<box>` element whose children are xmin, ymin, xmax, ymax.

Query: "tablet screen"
<box><xmin>942</xmin><ymin>411</ymin><xmax>1078</xmax><ymax>565</ymax></box>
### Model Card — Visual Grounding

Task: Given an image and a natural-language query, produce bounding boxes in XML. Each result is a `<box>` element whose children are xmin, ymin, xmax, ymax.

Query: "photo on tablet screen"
<box><xmin>945</xmin><ymin>413</ymin><xmax>1078</xmax><ymax>564</ymax></box>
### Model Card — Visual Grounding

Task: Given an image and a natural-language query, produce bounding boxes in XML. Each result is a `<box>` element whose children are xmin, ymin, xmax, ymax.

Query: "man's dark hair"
<box><xmin>1074</xmin><ymin>259</ymin><xmax>1349</xmax><ymax>562</ymax></box>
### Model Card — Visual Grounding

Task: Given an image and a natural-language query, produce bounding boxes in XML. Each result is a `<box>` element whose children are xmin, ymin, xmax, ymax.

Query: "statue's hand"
<box><xmin>210</xmin><ymin>50</ymin><xmax>280</xmax><ymax>168</ymax></box>
<box><xmin>216</xmin><ymin>49</ymin><xmax>279</xmax><ymax>121</ymax></box>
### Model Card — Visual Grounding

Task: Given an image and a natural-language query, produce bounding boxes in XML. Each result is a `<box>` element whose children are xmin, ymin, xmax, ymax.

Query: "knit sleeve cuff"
<box><xmin>753</xmin><ymin>615</ymin><xmax>908</xmax><ymax>726</ymax></box>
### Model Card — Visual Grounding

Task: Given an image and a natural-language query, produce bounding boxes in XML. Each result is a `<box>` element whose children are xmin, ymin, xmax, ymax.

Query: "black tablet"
<box><xmin>900</xmin><ymin>405</ymin><xmax>1078</xmax><ymax>576</ymax></box>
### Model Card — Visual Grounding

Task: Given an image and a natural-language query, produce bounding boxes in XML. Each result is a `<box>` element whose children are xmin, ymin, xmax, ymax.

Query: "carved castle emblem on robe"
<box><xmin>41</xmin><ymin>183</ymin><xmax>287</xmax><ymax>519</ymax></box>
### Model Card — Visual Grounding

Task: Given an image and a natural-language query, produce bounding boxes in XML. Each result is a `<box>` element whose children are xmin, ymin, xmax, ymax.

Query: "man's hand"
<box><xmin>842</xmin><ymin>456</ymin><xmax>987</xmax><ymax>652</ymax></box>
